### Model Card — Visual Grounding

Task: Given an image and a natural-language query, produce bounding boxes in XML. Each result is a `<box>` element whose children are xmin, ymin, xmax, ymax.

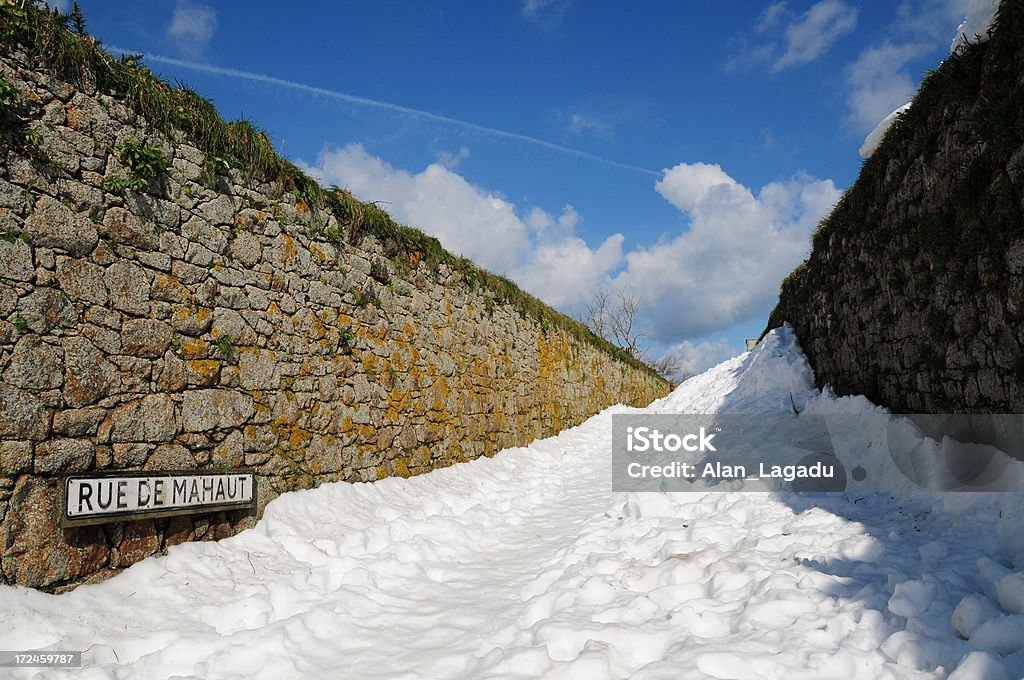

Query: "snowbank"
<box><xmin>0</xmin><ymin>326</ymin><xmax>1022</xmax><ymax>679</ymax></box>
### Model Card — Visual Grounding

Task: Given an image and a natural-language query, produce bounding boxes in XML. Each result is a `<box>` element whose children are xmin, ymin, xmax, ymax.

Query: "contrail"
<box><xmin>107</xmin><ymin>47</ymin><xmax>660</xmax><ymax>177</ymax></box>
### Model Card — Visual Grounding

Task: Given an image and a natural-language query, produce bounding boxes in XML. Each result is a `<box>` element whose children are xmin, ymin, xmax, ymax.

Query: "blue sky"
<box><xmin>62</xmin><ymin>0</ymin><xmax>985</xmax><ymax>373</ymax></box>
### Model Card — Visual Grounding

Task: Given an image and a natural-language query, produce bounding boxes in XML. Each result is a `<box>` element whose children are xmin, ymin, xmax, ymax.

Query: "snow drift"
<box><xmin>1</xmin><ymin>326</ymin><xmax>1022</xmax><ymax>679</ymax></box>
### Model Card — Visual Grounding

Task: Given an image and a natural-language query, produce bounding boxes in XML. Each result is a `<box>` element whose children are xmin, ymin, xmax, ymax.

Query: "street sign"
<box><xmin>62</xmin><ymin>470</ymin><xmax>256</xmax><ymax>527</ymax></box>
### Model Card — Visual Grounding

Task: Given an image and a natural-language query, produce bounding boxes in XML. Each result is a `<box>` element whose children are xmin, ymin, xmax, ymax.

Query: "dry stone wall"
<box><xmin>767</xmin><ymin>5</ymin><xmax>1024</xmax><ymax>415</ymax></box>
<box><xmin>0</xmin><ymin>50</ymin><xmax>669</xmax><ymax>590</ymax></box>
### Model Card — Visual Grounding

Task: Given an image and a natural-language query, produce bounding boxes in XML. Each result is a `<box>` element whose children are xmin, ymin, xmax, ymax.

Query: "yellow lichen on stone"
<box><xmin>180</xmin><ymin>338</ymin><xmax>209</xmax><ymax>360</ymax></box>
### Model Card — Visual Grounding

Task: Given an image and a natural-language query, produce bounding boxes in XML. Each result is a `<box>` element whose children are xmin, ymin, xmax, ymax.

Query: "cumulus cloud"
<box><xmin>613</xmin><ymin>163</ymin><xmax>840</xmax><ymax>342</ymax></box>
<box><xmin>512</xmin><ymin>231</ymin><xmax>623</xmax><ymax>310</ymax></box>
<box><xmin>307</xmin><ymin>147</ymin><xmax>838</xmax><ymax>347</ymax></box>
<box><xmin>167</xmin><ymin>0</ymin><xmax>217</xmax><ymax>59</ymax></box>
<box><xmin>307</xmin><ymin>144</ymin><xmax>623</xmax><ymax>312</ymax></box>
<box><xmin>773</xmin><ymin>0</ymin><xmax>859</xmax><ymax>71</ymax></box>
<box><xmin>845</xmin><ymin>41</ymin><xmax>928</xmax><ymax>133</ymax></box>
<box><xmin>661</xmin><ymin>338</ymin><xmax>741</xmax><ymax>377</ymax></box>
<box><xmin>845</xmin><ymin>0</ymin><xmax>978</xmax><ymax>135</ymax></box>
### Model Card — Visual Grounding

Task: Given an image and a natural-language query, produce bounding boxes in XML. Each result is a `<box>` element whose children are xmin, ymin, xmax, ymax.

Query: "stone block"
<box><xmin>55</xmin><ymin>256</ymin><xmax>107</xmax><ymax>305</ymax></box>
<box><xmin>34</xmin><ymin>438</ymin><xmax>94</xmax><ymax>473</ymax></box>
<box><xmin>23</xmin><ymin>196</ymin><xmax>97</xmax><ymax>257</ymax></box>
<box><xmin>52</xmin><ymin>408</ymin><xmax>105</xmax><ymax>437</ymax></box>
<box><xmin>1</xmin><ymin>477</ymin><xmax>108</xmax><ymax>589</ymax></box>
<box><xmin>143</xmin><ymin>443</ymin><xmax>196</xmax><ymax>471</ymax></box>
<box><xmin>0</xmin><ymin>440</ymin><xmax>32</xmax><ymax>475</ymax></box>
<box><xmin>0</xmin><ymin>238</ymin><xmax>34</xmax><ymax>282</ymax></box>
<box><xmin>238</xmin><ymin>349</ymin><xmax>280</xmax><ymax>390</ymax></box>
<box><xmin>121</xmin><ymin>318</ymin><xmax>172</xmax><ymax>358</ymax></box>
<box><xmin>6</xmin><ymin>335</ymin><xmax>63</xmax><ymax>389</ymax></box>
<box><xmin>62</xmin><ymin>336</ymin><xmax>119</xmax><ymax>408</ymax></box>
<box><xmin>0</xmin><ymin>383</ymin><xmax>49</xmax><ymax>440</ymax></box>
<box><xmin>17</xmin><ymin>287</ymin><xmax>78</xmax><ymax>333</ymax></box>
<box><xmin>104</xmin><ymin>261</ymin><xmax>150</xmax><ymax>315</ymax></box>
<box><xmin>106</xmin><ymin>395</ymin><xmax>177</xmax><ymax>443</ymax></box>
<box><xmin>180</xmin><ymin>389</ymin><xmax>254</xmax><ymax>432</ymax></box>
<box><xmin>99</xmin><ymin>206</ymin><xmax>158</xmax><ymax>250</ymax></box>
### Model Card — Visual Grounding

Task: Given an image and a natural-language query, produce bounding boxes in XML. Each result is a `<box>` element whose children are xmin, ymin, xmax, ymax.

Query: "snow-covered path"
<box><xmin>2</xmin><ymin>328</ymin><xmax>1023</xmax><ymax>679</ymax></box>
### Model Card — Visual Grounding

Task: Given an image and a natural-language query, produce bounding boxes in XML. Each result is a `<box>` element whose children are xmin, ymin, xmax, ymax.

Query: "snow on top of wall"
<box><xmin>859</xmin><ymin>0</ymin><xmax>1000</xmax><ymax>160</ymax></box>
<box><xmin>858</xmin><ymin>102</ymin><xmax>913</xmax><ymax>159</ymax></box>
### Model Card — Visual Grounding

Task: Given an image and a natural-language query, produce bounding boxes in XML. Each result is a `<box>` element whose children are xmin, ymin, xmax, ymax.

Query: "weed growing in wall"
<box><xmin>117</xmin><ymin>140</ymin><xmax>168</xmax><ymax>192</ymax></box>
<box><xmin>213</xmin><ymin>335</ymin><xmax>237</xmax><ymax>364</ymax></box>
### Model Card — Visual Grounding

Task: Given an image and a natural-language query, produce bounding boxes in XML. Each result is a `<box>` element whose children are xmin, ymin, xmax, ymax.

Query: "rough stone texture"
<box><xmin>768</xmin><ymin>8</ymin><xmax>1024</xmax><ymax>416</ymax></box>
<box><xmin>0</xmin><ymin>46</ymin><xmax>670</xmax><ymax>590</ymax></box>
<box><xmin>23</xmin><ymin>196</ymin><xmax>98</xmax><ymax>257</ymax></box>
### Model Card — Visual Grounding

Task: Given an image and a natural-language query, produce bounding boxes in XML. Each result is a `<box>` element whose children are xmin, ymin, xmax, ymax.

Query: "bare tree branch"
<box><xmin>582</xmin><ymin>286</ymin><xmax>647</xmax><ymax>358</ymax></box>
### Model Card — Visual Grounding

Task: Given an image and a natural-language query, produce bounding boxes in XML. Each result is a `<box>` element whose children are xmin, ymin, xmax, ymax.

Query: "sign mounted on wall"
<box><xmin>62</xmin><ymin>471</ymin><xmax>257</xmax><ymax>527</ymax></box>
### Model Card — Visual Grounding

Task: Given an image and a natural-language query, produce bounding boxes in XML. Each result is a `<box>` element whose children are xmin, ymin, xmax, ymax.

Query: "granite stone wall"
<box><xmin>767</xmin><ymin>4</ymin><xmax>1024</xmax><ymax>415</ymax></box>
<box><xmin>0</xmin><ymin>50</ymin><xmax>669</xmax><ymax>590</ymax></box>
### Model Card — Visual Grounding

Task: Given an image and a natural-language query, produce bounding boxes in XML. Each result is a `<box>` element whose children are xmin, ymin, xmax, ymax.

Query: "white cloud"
<box><xmin>896</xmin><ymin>0</ymin><xmax>975</xmax><ymax>41</ymax></box>
<box><xmin>774</xmin><ymin>0</ymin><xmax>859</xmax><ymax>71</ymax></box>
<box><xmin>433</xmin><ymin>145</ymin><xmax>470</xmax><ymax>170</ymax></box>
<box><xmin>307</xmin><ymin>147</ymin><xmax>838</xmax><ymax>347</ymax></box>
<box><xmin>732</xmin><ymin>0</ymin><xmax>858</xmax><ymax>71</ymax></box>
<box><xmin>845</xmin><ymin>42</ymin><xmax>926</xmax><ymax>133</ymax></box>
<box><xmin>521</xmin><ymin>0</ymin><xmax>574</xmax><ymax>29</ymax></box>
<box><xmin>167</xmin><ymin>0</ymin><xmax>217</xmax><ymax>59</ymax></box>
<box><xmin>844</xmin><ymin>0</ymin><xmax>980</xmax><ymax>136</ymax></box>
<box><xmin>512</xmin><ymin>232</ymin><xmax>623</xmax><ymax>310</ymax></box>
<box><xmin>756</xmin><ymin>2</ymin><xmax>789</xmax><ymax>33</ymax></box>
<box><xmin>613</xmin><ymin>163</ymin><xmax>841</xmax><ymax>341</ymax></box>
<box><xmin>661</xmin><ymin>338</ymin><xmax>741</xmax><ymax>377</ymax></box>
<box><xmin>566</xmin><ymin>113</ymin><xmax>614</xmax><ymax>141</ymax></box>
<box><xmin>308</xmin><ymin>144</ymin><xmax>622</xmax><ymax>312</ymax></box>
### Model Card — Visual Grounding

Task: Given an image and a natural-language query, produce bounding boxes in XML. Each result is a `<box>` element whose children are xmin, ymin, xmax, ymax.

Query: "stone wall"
<box><xmin>0</xmin><ymin>50</ymin><xmax>669</xmax><ymax>590</ymax></box>
<box><xmin>767</xmin><ymin>3</ymin><xmax>1024</xmax><ymax>414</ymax></box>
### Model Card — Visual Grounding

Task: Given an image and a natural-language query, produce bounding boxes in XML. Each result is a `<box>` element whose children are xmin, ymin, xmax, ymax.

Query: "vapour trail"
<box><xmin>108</xmin><ymin>48</ymin><xmax>661</xmax><ymax>177</ymax></box>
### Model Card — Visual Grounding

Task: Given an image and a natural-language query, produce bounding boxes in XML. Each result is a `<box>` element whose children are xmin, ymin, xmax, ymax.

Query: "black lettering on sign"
<box><xmin>173</xmin><ymin>479</ymin><xmax>187</xmax><ymax>504</ymax></box>
<box><xmin>138</xmin><ymin>480</ymin><xmax>151</xmax><ymax>506</ymax></box>
<box><xmin>188</xmin><ymin>479</ymin><xmax>200</xmax><ymax>503</ymax></box>
<box><xmin>215</xmin><ymin>478</ymin><xmax>226</xmax><ymax>501</ymax></box>
<box><xmin>78</xmin><ymin>483</ymin><xmax>93</xmax><ymax>512</ymax></box>
<box><xmin>116</xmin><ymin>480</ymin><xmax>128</xmax><ymax>509</ymax></box>
<box><xmin>97</xmin><ymin>481</ymin><xmax>113</xmax><ymax>509</ymax></box>
<box><xmin>226</xmin><ymin>476</ymin><xmax>238</xmax><ymax>500</ymax></box>
<box><xmin>153</xmin><ymin>479</ymin><xmax>165</xmax><ymax>506</ymax></box>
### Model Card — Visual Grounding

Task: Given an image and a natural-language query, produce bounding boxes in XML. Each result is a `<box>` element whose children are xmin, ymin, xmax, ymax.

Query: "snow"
<box><xmin>997</xmin><ymin>572</ymin><xmax>1024</xmax><ymax>614</ymax></box>
<box><xmin>948</xmin><ymin>651</ymin><xmax>1010</xmax><ymax>680</ymax></box>
<box><xmin>952</xmin><ymin>594</ymin><xmax>1003</xmax><ymax>638</ymax></box>
<box><xmin>859</xmin><ymin>0</ymin><xmax>1000</xmax><ymax>160</ymax></box>
<box><xmin>951</xmin><ymin>0</ymin><xmax>1000</xmax><ymax>53</ymax></box>
<box><xmin>859</xmin><ymin>103</ymin><xmax>912</xmax><ymax>159</ymax></box>
<box><xmin>2</xmin><ymin>325</ymin><xmax>1024</xmax><ymax>679</ymax></box>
